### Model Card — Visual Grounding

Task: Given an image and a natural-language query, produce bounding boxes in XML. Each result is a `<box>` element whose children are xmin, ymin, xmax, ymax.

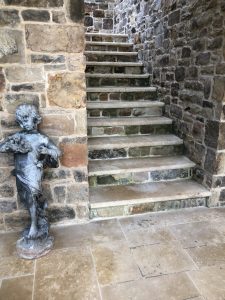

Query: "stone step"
<box><xmin>88</xmin><ymin>134</ymin><xmax>183</xmax><ymax>160</ymax></box>
<box><xmin>85</xmin><ymin>33</ymin><xmax>128</xmax><ymax>43</ymax></box>
<box><xmin>88</xmin><ymin>116</ymin><xmax>172</xmax><ymax>137</ymax></box>
<box><xmin>87</xmin><ymin>101</ymin><xmax>164</xmax><ymax>118</ymax></box>
<box><xmin>87</xmin><ymin>101</ymin><xmax>163</xmax><ymax>109</ymax></box>
<box><xmin>86</xmin><ymin>75</ymin><xmax>150</xmax><ymax>87</ymax></box>
<box><xmin>85</xmin><ymin>51</ymin><xmax>138</xmax><ymax>56</ymax></box>
<box><xmin>85</xmin><ymin>41</ymin><xmax>133</xmax><ymax>51</ymax></box>
<box><xmin>86</xmin><ymin>73</ymin><xmax>149</xmax><ymax>78</ymax></box>
<box><xmin>86</xmin><ymin>62</ymin><xmax>143</xmax><ymax>75</ymax></box>
<box><xmin>87</xmin><ymin>86</ymin><xmax>156</xmax><ymax>93</ymax></box>
<box><xmin>85</xmin><ymin>33</ymin><xmax>128</xmax><ymax>38</ymax></box>
<box><xmin>86</xmin><ymin>61</ymin><xmax>143</xmax><ymax>67</ymax></box>
<box><xmin>89</xmin><ymin>180</ymin><xmax>211</xmax><ymax>218</ymax></box>
<box><xmin>89</xmin><ymin>156</ymin><xmax>195</xmax><ymax>187</ymax></box>
<box><xmin>86</xmin><ymin>41</ymin><xmax>132</xmax><ymax>47</ymax></box>
<box><xmin>85</xmin><ymin>51</ymin><xmax>138</xmax><ymax>62</ymax></box>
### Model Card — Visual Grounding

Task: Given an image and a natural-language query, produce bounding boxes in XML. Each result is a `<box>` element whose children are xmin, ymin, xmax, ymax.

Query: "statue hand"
<box><xmin>38</xmin><ymin>145</ymin><xmax>49</xmax><ymax>155</ymax></box>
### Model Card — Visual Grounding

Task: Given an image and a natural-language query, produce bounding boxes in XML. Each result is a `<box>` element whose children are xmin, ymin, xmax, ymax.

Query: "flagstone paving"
<box><xmin>1</xmin><ymin>207</ymin><xmax>225</xmax><ymax>299</ymax></box>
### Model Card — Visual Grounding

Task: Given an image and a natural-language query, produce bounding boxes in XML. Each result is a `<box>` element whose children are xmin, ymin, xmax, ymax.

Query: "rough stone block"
<box><xmin>0</xmin><ymin>200</ymin><xmax>17</xmax><ymax>213</ymax></box>
<box><xmin>73</xmin><ymin>167</ymin><xmax>88</xmax><ymax>182</ymax></box>
<box><xmin>47</xmin><ymin>205</ymin><xmax>75</xmax><ymax>223</ymax></box>
<box><xmin>4</xmin><ymin>93</ymin><xmax>39</xmax><ymax>113</ymax></box>
<box><xmin>212</xmin><ymin>77</ymin><xmax>225</xmax><ymax>102</ymax></box>
<box><xmin>0</xmin><ymin>9</ymin><xmax>20</xmax><ymax>27</ymax></box>
<box><xmin>0</xmin><ymin>183</ymin><xmax>14</xmax><ymax>198</ymax></box>
<box><xmin>0</xmin><ymin>29</ymin><xmax>25</xmax><ymax>64</ymax></box>
<box><xmin>67</xmin><ymin>54</ymin><xmax>86</xmax><ymax>72</ymax></box>
<box><xmin>48</xmin><ymin>72</ymin><xmax>86</xmax><ymax>109</ymax></box>
<box><xmin>0</xmin><ymin>68</ymin><xmax>5</xmax><ymax>92</ymax></box>
<box><xmin>31</xmin><ymin>54</ymin><xmax>65</xmax><ymax>64</ymax></box>
<box><xmin>4</xmin><ymin>0</ymin><xmax>63</xmax><ymax>7</ymax></box>
<box><xmin>168</xmin><ymin>10</ymin><xmax>180</xmax><ymax>26</ymax></box>
<box><xmin>53</xmin><ymin>185</ymin><xmax>66</xmax><ymax>203</ymax></box>
<box><xmin>11</xmin><ymin>83</ymin><xmax>45</xmax><ymax>93</ymax></box>
<box><xmin>205</xmin><ymin>120</ymin><xmax>219</xmax><ymax>149</ymax></box>
<box><xmin>60</xmin><ymin>140</ymin><xmax>88</xmax><ymax>168</ymax></box>
<box><xmin>4</xmin><ymin>210</ymin><xmax>30</xmax><ymax>231</ymax></box>
<box><xmin>66</xmin><ymin>183</ymin><xmax>89</xmax><ymax>203</ymax></box>
<box><xmin>52</xmin><ymin>11</ymin><xmax>66</xmax><ymax>23</ymax></box>
<box><xmin>21</xmin><ymin>9</ymin><xmax>50</xmax><ymax>22</ymax></box>
<box><xmin>196</xmin><ymin>52</ymin><xmax>211</xmax><ymax>65</ymax></box>
<box><xmin>74</xmin><ymin>108</ymin><xmax>87</xmax><ymax>135</ymax></box>
<box><xmin>25</xmin><ymin>24</ymin><xmax>84</xmax><ymax>53</ymax></box>
<box><xmin>67</xmin><ymin>0</ymin><xmax>84</xmax><ymax>22</ymax></box>
<box><xmin>40</xmin><ymin>114</ymin><xmax>75</xmax><ymax>136</ymax></box>
<box><xmin>5</xmin><ymin>66</ymin><xmax>44</xmax><ymax>83</ymax></box>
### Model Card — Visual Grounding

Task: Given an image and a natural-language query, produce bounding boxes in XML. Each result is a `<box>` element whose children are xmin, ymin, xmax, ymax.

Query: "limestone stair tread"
<box><xmin>88</xmin><ymin>116</ymin><xmax>172</xmax><ymax>126</ymax></box>
<box><xmin>87</xmin><ymin>101</ymin><xmax>164</xmax><ymax>109</ymax></box>
<box><xmin>87</xmin><ymin>86</ymin><xmax>157</xmax><ymax>93</ymax></box>
<box><xmin>85</xmin><ymin>41</ymin><xmax>132</xmax><ymax>46</ymax></box>
<box><xmin>86</xmin><ymin>61</ymin><xmax>143</xmax><ymax>66</ymax></box>
<box><xmin>89</xmin><ymin>180</ymin><xmax>211</xmax><ymax>207</ymax></box>
<box><xmin>86</xmin><ymin>73</ymin><xmax>149</xmax><ymax>78</ymax></box>
<box><xmin>89</xmin><ymin>155</ymin><xmax>195</xmax><ymax>176</ymax></box>
<box><xmin>88</xmin><ymin>134</ymin><xmax>183</xmax><ymax>150</ymax></box>
<box><xmin>85</xmin><ymin>51</ymin><xmax>138</xmax><ymax>56</ymax></box>
<box><xmin>85</xmin><ymin>33</ymin><xmax>128</xmax><ymax>38</ymax></box>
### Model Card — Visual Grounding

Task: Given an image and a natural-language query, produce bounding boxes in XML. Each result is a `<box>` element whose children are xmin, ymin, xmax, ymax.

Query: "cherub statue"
<box><xmin>0</xmin><ymin>104</ymin><xmax>61</xmax><ymax>258</ymax></box>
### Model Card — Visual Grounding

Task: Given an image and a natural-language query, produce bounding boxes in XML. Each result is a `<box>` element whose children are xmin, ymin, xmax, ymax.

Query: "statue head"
<box><xmin>16</xmin><ymin>104</ymin><xmax>41</xmax><ymax>131</ymax></box>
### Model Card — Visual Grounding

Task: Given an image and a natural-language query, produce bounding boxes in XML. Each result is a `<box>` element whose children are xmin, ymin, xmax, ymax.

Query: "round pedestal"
<box><xmin>16</xmin><ymin>236</ymin><xmax>54</xmax><ymax>260</ymax></box>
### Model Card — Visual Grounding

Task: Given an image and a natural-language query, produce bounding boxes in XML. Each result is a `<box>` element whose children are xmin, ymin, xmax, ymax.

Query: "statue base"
<box><xmin>16</xmin><ymin>236</ymin><xmax>54</xmax><ymax>260</ymax></box>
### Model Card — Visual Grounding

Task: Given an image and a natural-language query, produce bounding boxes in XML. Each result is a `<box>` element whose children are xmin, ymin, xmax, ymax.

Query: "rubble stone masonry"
<box><xmin>114</xmin><ymin>0</ymin><xmax>225</xmax><ymax>207</ymax></box>
<box><xmin>0</xmin><ymin>0</ymin><xmax>88</xmax><ymax>231</ymax></box>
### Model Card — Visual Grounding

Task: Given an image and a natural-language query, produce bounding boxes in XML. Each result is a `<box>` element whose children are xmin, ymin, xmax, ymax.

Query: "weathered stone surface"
<box><xmin>212</xmin><ymin>77</ymin><xmax>225</xmax><ymax>102</ymax></box>
<box><xmin>0</xmin><ymin>182</ymin><xmax>15</xmax><ymax>198</ymax></box>
<box><xmin>168</xmin><ymin>10</ymin><xmax>180</xmax><ymax>26</ymax></box>
<box><xmin>21</xmin><ymin>9</ymin><xmax>50</xmax><ymax>22</ymax></box>
<box><xmin>0</xmin><ymin>200</ymin><xmax>17</xmax><ymax>213</ymax></box>
<box><xmin>52</xmin><ymin>10</ymin><xmax>66</xmax><ymax>23</ymax></box>
<box><xmin>67</xmin><ymin>54</ymin><xmax>86</xmax><ymax>72</ymax></box>
<box><xmin>0</xmin><ymin>29</ymin><xmax>25</xmax><ymax>64</ymax></box>
<box><xmin>5</xmin><ymin>66</ymin><xmax>44</xmax><ymax>83</ymax></box>
<box><xmin>47</xmin><ymin>205</ymin><xmax>75</xmax><ymax>223</ymax></box>
<box><xmin>0</xmin><ymin>68</ymin><xmax>5</xmax><ymax>92</ymax></box>
<box><xmin>205</xmin><ymin>120</ymin><xmax>219</xmax><ymax>149</ymax></box>
<box><xmin>31</xmin><ymin>54</ymin><xmax>65</xmax><ymax>64</ymax></box>
<box><xmin>67</xmin><ymin>0</ymin><xmax>84</xmax><ymax>22</ymax></box>
<box><xmin>73</xmin><ymin>168</ymin><xmax>88</xmax><ymax>182</ymax></box>
<box><xmin>4</xmin><ymin>93</ymin><xmax>39</xmax><ymax>113</ymax></box>
<box><xmin>66</xmin><ymin>183</ymin><xmax>89</xmax><ymax>203</ymax></box>
<box><xmin>47</xmin><ymin>72</ymin><xmax>86</xmax><ymax>109</ymax></box>
<box><xmin>4</xmin><ymin>210</ymin><xmax>30</xmax><ymax>231</ymax></box>
<box><xmin>11</xmin><ymin>83</ymin><xmax>45</xmax><ymax>92</ymax></box>
<box><xmin>196</xmin><ymin>52</ymin><xmax>211</xmax><ymax>65</ymax></box>
<box><xmin>53</xmin><ymin>185</ymin><xmax>66</xmax><ymax>203</ymax></box>
<box><xmin>4</xmin><ymin>0</ymin><xmax>63</xmax><ymax>7</ymax></box>
<box><xmin>60</xmin><ymin>140</ymin><xmax>88</xmax><ymax>168</ymax></box>
<box><xmin>0</xmin><ymin>9</ymin><xmax>20</xmax><ymax>27</ymax></box>
<box><xmin>40</xmin><ymin>114</ymin><xmax>75</xmax><ymax>136</ymax></box>
<box><xmin>25</xmin><ymin>24</ymin><xmax>84</xmax><ymax>53</ymax></box>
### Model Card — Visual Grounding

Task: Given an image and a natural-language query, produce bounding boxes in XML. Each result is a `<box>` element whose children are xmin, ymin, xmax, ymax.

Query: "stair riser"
<box><xmin>85</xmin><ymin>36</ymin><xmax>128</xmax><ymax>43</ymax></box>
<box><xmin>85</xmin><ymin>45</ymin><xmax>133</xmax><ymax>51</ymax></box>
<box><xmin>85</xmin><ymin>54</ymin><xmax>137</xmax><ymax>62</ymax></box>
<box><xmin>88</xmin><ymin>144</ymin><xmax>183</xmax><ymax>160</ymax></box>
<box><xmin>89</xmin><ymin>168</ymin><xmax>193</xmax><ymax>187</ymax></box>
<box><xmin>87</xmin><ymin>107</ymin><xmax>163</xmax><ymax>118</ymax></box>
<box><xmin>86</xmin><ymin>77</ymin><xmax>149</xmax><ymax>87</ymax></box>
<box><xmin>87</xmin><ymin>91</ymin><xmax>157</xmax><ymax>101</ymax></box>
<box><xmin>90</xmin><ymin>197</ymin><xmax>208</xmax><ymax>219</ymax></box>
<box><xmin>88</xmin><ymin>124</ymin><xmax>172</xmax><ymax>137</ymax></box>
<box><xmin>86</xmin><ymin>65</ymin><xmax>143</xmax><ymax>74</ymax></box>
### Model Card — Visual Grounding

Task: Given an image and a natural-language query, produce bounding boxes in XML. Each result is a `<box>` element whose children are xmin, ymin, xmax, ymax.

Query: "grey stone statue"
<box><xmin>0</xmin><ymin>104</ymin><xmax>61</xmax><ymax>259</ymax></box>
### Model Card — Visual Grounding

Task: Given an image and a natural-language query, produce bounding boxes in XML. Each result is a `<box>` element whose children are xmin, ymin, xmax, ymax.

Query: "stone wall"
<box><xmin>114</xmin><ymin>0</ymin><xmax>225</xmax><ymax>206</ymax></box>
<box><xmin>0</xmin><ymin>0</ymin><xmax>88</xmax><ymax>232</ymax></box>
<box><xmin>84</xmin><ymin>0</ymin><xmax>114</xmax><ymax>32</ymax></box>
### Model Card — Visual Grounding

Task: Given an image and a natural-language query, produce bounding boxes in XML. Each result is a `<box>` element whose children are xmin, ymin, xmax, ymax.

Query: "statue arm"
<box><xmin>38</xmin><ymin>139</ymin><xmax>61</xmax><ymax>168</ymax></box>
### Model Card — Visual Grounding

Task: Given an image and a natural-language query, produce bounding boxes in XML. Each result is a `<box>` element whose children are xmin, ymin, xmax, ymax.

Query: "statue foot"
<box><xmin>27</xmin><ymin>225</ymin><xmax>38</xmax><ymax>239</ymax></box>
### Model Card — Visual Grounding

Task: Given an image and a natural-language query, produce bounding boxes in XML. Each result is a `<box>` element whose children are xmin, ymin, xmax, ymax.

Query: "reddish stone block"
<box><xmin>40</xmin><ymin>114</ymin><xmax>75</xmax><ymax>136</ymax></box>
<box><xmin>60</xmin><ymin>142</ymin><xmax>88</xmax><ymax>168</ymax></box>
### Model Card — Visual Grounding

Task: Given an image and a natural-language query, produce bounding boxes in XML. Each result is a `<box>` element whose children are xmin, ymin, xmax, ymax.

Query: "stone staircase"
<box><xmin>85</xmin><ymin>32</ymin><xmax>211</xmax><ymax>219</ymax></box>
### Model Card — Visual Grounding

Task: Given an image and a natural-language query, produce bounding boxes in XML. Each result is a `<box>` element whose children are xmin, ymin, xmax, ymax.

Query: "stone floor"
<box><xmin>1</xmin><ymin>207</ymin><xmax>225</xmax><ymax>299</ymax></box>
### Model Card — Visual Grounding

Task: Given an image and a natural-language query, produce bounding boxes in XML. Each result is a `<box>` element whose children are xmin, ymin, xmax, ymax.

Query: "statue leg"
<box><xmin>27</xmin><ymin>193</ymin><xmax>38</xmax><ymax>239</ymax></box>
